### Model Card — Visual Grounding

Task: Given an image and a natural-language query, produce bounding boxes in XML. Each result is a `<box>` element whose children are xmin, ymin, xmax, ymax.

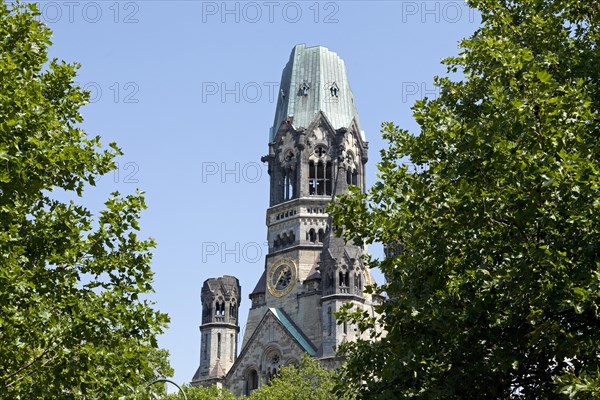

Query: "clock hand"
<box><xmin>276</xmin><ymin>270</ymin><xmax>286</xmax><ymax>286</ymax></box>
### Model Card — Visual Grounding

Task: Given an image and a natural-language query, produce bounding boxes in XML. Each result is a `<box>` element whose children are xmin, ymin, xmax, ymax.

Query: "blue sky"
<box><xmin>36</xmin><ymin>0</ymin><xmax>481</xmax><ymax>390</ymax></box>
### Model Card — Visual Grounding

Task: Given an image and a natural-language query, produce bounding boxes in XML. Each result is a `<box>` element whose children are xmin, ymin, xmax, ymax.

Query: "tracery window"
<box><xmin>309</xmin><ymin>160</ymin><xmax>332</xmax><ymax>195</ymax></box>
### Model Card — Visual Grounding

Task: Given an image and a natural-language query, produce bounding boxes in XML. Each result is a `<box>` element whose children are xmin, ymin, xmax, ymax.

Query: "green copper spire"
<box><xmin>270</xmin><ymin>44</ymin><xmax>363</xmax><ymax>141</ymax></box>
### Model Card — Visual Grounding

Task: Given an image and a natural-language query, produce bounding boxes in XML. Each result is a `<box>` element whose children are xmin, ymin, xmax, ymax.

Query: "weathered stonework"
<box><xmin>192</xmin><ymin>44</ymin><xmax>382</xmax><ymax>397</ymax></box>
<box><xmin>191</xmin><ymin>276</ymin><xmax>241</xmax><ymax>387</ymax></box>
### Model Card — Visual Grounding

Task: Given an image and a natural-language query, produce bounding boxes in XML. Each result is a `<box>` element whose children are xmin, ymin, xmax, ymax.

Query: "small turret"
<box><xmin>192</xmin><ymin>276</ymin><xmax>241</xmax><ymax>388</ymax></box>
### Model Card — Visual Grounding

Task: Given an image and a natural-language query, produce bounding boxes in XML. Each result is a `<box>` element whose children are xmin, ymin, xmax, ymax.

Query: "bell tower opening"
<box><xmin>308</xmin><ymin>160</ymin><xmax>332</xmax><ymax>195</ymax></box>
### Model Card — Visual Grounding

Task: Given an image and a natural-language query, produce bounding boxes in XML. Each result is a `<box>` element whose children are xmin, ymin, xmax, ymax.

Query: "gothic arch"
<box><xmin>307</xmin><ymin>228</ymin><xmax>316</xmax><ymax>243</ymax></box>
<box><xmin>282</xmin><ymin>165</ymin><xmax>295</xmax><ymax>200</ymax></box>
<box><xmin>261</xmin><ymin>345</ymin><xmax>282</xmax><ymax>382</ymax></box>
<box><xmin>308</xmin><ymin>155</ymin><xmax>333</xmax><ymax>196</ymax></box>
<box><xmin>339</xmin><ymin>266</ymin><xmax>349</xmax><ymax>288</ymax></box>
<box><xmin>243</xmin><ymin>366</ymin><xmax>260</xmax><ymax>395</ymax></box>
<box><xmin>215</xmin><ymin>296</ymin><xmax>226</xmax><ymax>317</ymax></box>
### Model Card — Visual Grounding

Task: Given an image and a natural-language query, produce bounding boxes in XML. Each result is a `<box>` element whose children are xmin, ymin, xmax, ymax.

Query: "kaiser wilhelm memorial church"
<box><xmin>191</xmin><ymin>44</ymin><xmax>382</xmax><ymax>396</ymax></box>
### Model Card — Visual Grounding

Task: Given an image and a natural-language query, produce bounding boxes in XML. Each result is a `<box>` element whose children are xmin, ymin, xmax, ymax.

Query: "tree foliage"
<box><xmin>249</xmin><ymin>355</ymin><xmax>353</xmax><ymax>400</ymax></box>
<box><xmin>166</xmin><ymin>356</ymin><xmax>352</xmax><ymax>400</ymax></box>
<box><xmin>0</xmin><ymin>3</ymin><xmax>170</xmax><ymax>398</ymax></box>
<box><xmin>331</xmin><ymin>0</ymin><xmax>600</xmax><ymax>398</ymax></box>
<box><xmin>165</xmin><ymin>384</ymin><xmax>237</xmax><ymax>400</ymax></box>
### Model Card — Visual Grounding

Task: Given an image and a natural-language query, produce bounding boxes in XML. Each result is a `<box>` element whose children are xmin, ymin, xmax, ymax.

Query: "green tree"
<box><xmin>331</xmin><ymin>0</ymin><xmax>600</xmax><ymax>398</ymax></box>
<box><xmin>165</xmin><ymin>384</ymin><xmax>236</xmax><ymax>400</ymax></box>
<box><xmin>0</xmin><ymin>3</ymin><xmax>170</xmax><ymax>398</ymax></box>
<box><xmin>164</xmin><ymin>356</ymin><xmax>351</xmax><ymax>400</ymax></box>
<box><xmin>249</xmin><ymin>355</ymin><xmax>353</xmax><ymax>400</ymax></box>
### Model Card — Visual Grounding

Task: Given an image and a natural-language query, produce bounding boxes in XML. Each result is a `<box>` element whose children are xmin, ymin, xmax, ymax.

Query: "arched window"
<box><xmin>262</xmin><ymin>349</ymin><xmax>282</xmax><ymax>384</ymax></box>
<box><xmin>318</xmin><ymin>229</ymin><xmax>325</xmax><ymax>243</ymax></box>
<box><xmin>274</xmin><ymin>235</ymin><xmax>281</xmax><ymax>249</ymax></box>
<box><xmin>284</xmin><ymin>169</ymin><xmax>294</xmax><ymax>200</ymax></box>
<box><xmin>309</xmin><ymin>161</ymin><xmax>316</xmax><ymax>195</ymax></box>
<box><xmin>327</xmin><ymin>306</ymin><xmax>333</xmax><ymax>336</ymax></box>
<box><xmin>325</xmin><ymin>161</ymin><xmax>332</xmax><ymax>194</ymax></box>
<box><xmin>283</xmin><ymin>168</ymin><xmax>294</xmax><ymax>200</ymax></box>
<box><xmin>308</xmin><ymin>229</ymin><xmax>316</xmax><ymax>243</ymax></box>
<box><xmin>317</xmin><ymin>162</ymin><xmax>324</xmax><ymax>194</ymax></box>
<box><xmin>339</xmin><ymin>271</ymin><xmax>349</xmax><ymax>287</ymax></box>
<box><xmin>267</xmin><ymin>367</ymin><xmax>279</xmax><ymax>382</ymax></box>
<box><xmin>215</xmin><ymin>301</ymin><xmax>225</xmax><ymax>316</ymax></box>
<box><xmin>308</xmin><ymin>160</ymin><xmax>332</xmax><ymax>195</ymax></box>
<box><xmin>354</xmin><ymin>273</ymin><xmax>362</xmax><ymax>290</ymax></box>
<box><xmin>246</xmin><ymin>369</ymin><xmax>259</xmax><ymax>395</ymax></box>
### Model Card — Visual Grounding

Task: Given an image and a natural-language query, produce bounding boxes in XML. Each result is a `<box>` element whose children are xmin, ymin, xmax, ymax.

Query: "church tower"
<box><xmin>192</xmin><ymin>276</ymin><xmax>241</xmax><ymax>387</ymax></box>
<box><xmin>193</xmin><ymin>44</ymin><xmax>382</xmax><ymax>396</ymax></box>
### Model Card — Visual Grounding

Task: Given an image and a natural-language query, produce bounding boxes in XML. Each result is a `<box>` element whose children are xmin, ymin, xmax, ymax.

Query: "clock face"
<box><xmin>267</xmin><ymin>259</ymin><xmax>297</xmax><ymax>297</ymax></box>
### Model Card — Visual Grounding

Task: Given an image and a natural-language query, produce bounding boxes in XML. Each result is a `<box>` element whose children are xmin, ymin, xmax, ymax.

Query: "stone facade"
<box><xmin>192</xmin><ymin>276</ymin><xmax>241</xmax><ymax>387</ymax></box>
<box><xmin>192</xmin><ymin>44</ymin><xmax>383</xmax><ymax>397</ymax></box>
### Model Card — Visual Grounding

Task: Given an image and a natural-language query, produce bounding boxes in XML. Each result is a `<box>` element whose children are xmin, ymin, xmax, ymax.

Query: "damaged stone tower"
<box><xmin>192</xmin><ymin>44</ymin><xmax>382</xmax><ymax>396</ymax></box>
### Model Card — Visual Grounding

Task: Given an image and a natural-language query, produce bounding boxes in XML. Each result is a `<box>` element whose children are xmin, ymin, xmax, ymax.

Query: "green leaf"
<box><xmin>536</xmin><ymin>70</ymin><xmax>552</xmax><ymax>83</ymax></box>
